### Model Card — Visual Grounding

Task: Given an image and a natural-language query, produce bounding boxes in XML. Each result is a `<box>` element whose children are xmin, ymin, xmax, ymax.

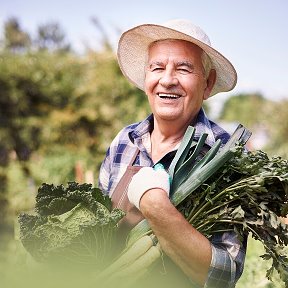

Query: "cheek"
<box><xmin>186</xmin><ymin>79</ymin><xmax>206</xmax><ymax>98</ymax></box>
<box><xmin>144</xmin><ymin>75</ymin><xmax>151</xmax><ymax>94</ymax></box>
<box><xmin>144</xmin><ymin>80</ymin><xmax>154</xmax><ymax>104</ymax></box>
<box><xmin>145</xmin><ymin>72</ymin><xmax>159</xmax><ymax>91</ymax></box>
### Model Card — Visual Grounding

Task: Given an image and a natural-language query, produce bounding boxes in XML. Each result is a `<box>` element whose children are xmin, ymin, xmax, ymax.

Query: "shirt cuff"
<box><xmin>204</xmin><ymin>244</ymin><xmax>236</xmax><ymax>288</ymax></box>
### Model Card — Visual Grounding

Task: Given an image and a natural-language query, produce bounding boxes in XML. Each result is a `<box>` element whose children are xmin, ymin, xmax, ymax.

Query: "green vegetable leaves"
<box><xmin>35</xmin><ymin>182</ymin><xmax>112</xmax><ymax>216</ymax></box>
<box><xmin>18</xmin><ymin>182</ymin><xmax>125</xmax><ymax>268</ymax></box>
<box><xmin>177</xmin><ymin>148</ymin><xmax>288</xmax><ymax>284</ymax></box>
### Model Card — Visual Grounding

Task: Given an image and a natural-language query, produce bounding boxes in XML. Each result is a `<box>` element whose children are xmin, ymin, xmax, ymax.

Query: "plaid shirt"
<box><xmin>98</xmin><ymin>108</ymin><xmax>246</xmax><ymax>287</ymax></box>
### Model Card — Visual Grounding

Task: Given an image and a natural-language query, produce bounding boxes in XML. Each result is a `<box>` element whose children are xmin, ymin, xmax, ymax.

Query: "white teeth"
<box><xmin>158</xmin><ymin>93</ymin><xmax>180</xmax><ymax>99</ymax></box>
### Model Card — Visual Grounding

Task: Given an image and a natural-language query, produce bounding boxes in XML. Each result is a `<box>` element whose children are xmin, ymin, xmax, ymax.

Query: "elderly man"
<box><xmin>99</xmin><ymin>19</ymin><xmax>246</xmax><ymax>287</ymax></box>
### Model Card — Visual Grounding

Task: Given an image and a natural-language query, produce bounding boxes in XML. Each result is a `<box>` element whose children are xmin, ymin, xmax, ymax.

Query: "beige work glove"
<box><xmin>127</xmin><ymin>164</ymin><xmax>170</xmax><ymax>209</ymax></box>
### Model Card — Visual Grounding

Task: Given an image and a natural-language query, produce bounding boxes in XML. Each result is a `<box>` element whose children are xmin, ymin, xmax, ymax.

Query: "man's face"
<box><xmin>144</xmin><ymin>40</ymin><xmax>211</xmax><ymax>126</ymax></box>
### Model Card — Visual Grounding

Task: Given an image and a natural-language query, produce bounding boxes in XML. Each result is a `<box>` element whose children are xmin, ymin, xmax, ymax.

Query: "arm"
<box><xmin>128</xmin><ymin>168</ymin><xmax>246</xmax><ymax>287</ymax></box>
<box><xmin>140</xmin><ymin>189</ymin><xmax>246</xmax><ymax>287</ymax></box>
<box><xmin>140</xmin><ymin>188</ymin><xmax>211</xmax><ymax>286</ymax></box>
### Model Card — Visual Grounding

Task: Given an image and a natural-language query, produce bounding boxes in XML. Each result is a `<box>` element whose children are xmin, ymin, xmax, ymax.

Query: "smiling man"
<box><xmin>98</xmin><ymin>19</ymin><xmax>246</xmax><ymax>287</ymax></box>
<box><xmin>145</xmin><ymin>39</ymin><xmax>216</xmax><ymax>164</ymax></box>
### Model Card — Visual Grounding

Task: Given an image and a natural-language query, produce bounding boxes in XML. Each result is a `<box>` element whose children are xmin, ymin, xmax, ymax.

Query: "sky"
<box><xmin>1</xmin><ymin>0</ymin><xmax>288</xmax><ymax>108</ymax></box>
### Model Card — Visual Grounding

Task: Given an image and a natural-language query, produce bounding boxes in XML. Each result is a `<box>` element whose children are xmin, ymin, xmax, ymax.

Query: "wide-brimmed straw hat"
<box><xmin>117</xmin><ymin>19</ymin><xmax>237</xmax><ymax>96</ymax></box>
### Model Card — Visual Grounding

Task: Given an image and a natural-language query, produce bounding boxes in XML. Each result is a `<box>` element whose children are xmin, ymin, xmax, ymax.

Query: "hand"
<box><xmin>127</xmin><ymin>166</ymin><xmax>170</xmax><ymax>209</ymax></box>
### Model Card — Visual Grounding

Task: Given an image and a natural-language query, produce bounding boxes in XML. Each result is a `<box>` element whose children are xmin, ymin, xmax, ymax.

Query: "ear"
<box><xmin>203</xmin><ymin>69</ymin><xmax>216</xmax><ymax>100</ymax></box>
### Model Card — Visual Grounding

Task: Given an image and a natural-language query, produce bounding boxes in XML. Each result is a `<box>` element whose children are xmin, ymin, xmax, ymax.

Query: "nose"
<box><xmin>159</xmin><ymin>69</ymin><xmax>179</xmax><ymax>88</ymax></box>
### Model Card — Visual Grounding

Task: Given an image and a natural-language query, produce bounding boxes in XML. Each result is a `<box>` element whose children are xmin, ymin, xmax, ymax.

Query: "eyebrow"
<box><xmin>147</xmin><ymin>61</ymin><xmax>163</xmax><ymax>68</ymax></box>
<box><xmin>176</xmin><ymin>61</ymin><xmax>194</xmax><ymax>70</ymax></box>
<box><xmin>147</xmin><ymin>60</ymin><xmax>195</xmax><ymax>70</ymax></box>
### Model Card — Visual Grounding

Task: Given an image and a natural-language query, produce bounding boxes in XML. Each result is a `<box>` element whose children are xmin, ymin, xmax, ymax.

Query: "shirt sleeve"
<box><xmin>98</xmin><ymin>126</ymin><xmax>128</xmax><ymax>194</ymax></box>
<box><xmin>98</xmin><ymin>146</ymin><xmax>111</xmax><ymax>194</ymax></box>
<box><xmin>204</xmin><ymin>231</ymin><xmax>247</xmax><ymax>288</ymax></box>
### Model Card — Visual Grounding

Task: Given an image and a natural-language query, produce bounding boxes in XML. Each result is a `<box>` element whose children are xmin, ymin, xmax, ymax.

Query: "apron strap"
<box><xmin>111</xmin><ymin>148</ymin><xmax>144</xmax><ymax>236</ymax></box>
<box><xmin>128</xmin><ymin>148</ymin><xmax>140</xmax><ymax>166</ymax></box>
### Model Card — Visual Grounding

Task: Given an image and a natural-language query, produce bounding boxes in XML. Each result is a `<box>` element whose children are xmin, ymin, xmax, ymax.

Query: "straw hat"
<box><xmin>117</xmin><ymin>19</ymin><xmax>237</xmax><ymax>96</ymax></box>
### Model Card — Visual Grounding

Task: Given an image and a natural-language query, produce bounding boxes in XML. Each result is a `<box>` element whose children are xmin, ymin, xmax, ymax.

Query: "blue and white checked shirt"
<box><xmin>98</xmin><ymin>108</ymin><xmax>246</xmax><ymax>287</ymax></box>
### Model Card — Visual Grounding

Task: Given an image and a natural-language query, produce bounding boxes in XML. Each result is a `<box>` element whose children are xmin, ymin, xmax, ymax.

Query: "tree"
<box><xmin>219</xmin><ymin>93</ymin><xmax>267</xmax><ymax>127</ymax></box>
<box><xmin>219</xmin><ymin>93</ymin><xmax>288</xmax><ymax>158</ymax></box>
<box><xmin>264</xmin><ymin>99</ymin><xmax>288</xmax><ymax>158</ymax></box>
<box><xmin>3</xmin><ymin>17</ymin><xmax>31</xmax><ymax>52</ymax></box>
<box><xmin>35</xmin><ymin>22</ymin><xmax>70</xmax><ymax>52</ymax></box>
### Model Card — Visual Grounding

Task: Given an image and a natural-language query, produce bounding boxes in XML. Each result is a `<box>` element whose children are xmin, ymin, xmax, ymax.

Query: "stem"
<box><xmin>195</xmin><ymin>198</ymin><xmax>239</xmax><ymax>220</ymax></box>
<box><xmin>185</xmin><ymin>184</ymin><xmax>211</xmax><ymax>217</ymax></box>
<box><xmin>188</xmin><ymin>181</ymin><xmax>248</xmax><ymax>223</ymax></box>
<box><xmin>195</xmin><ymin>219</ymin><xmax>230</xmax><ymax>232</ymax></box>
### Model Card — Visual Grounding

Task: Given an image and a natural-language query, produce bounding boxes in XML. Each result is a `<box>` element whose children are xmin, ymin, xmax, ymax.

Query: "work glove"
<box><xmin>127</xmin><ymin>164</ymin><xmax>171</xmax><ymax>209</ymax></box>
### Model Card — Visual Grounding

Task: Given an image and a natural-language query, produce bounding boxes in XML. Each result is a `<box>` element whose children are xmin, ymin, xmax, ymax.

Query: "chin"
<box><xmin>157</xmin><ymin>113</ymin><xmax>180</xmax><ymax>121</ymax></box>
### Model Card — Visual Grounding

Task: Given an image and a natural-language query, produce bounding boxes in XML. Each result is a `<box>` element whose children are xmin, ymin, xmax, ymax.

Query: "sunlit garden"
<box><xmin>0</xmin><ymin>17</ymin><xmax>287</xmax><ymax>287</ymax></box>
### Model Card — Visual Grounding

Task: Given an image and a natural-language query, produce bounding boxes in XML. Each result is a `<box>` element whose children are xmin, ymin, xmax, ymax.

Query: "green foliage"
<box><xmin>0</xmin><ymin>51</ymin><xmax>84</xmax><ymax>162</ymax></box>
<box><xmin>36</xmin><ymin>22</ymin><xmax>70</xmax><ymax>52</ymax></box>
<box><xmin>77</xmin><ymin>51</ymin><xmax>149</xmax><ymax>152</ymax></box>
<box><xmin>6</xmin><ymin>161</ymin><xmax>36</xmax><ymax>214</ymax></box>
<box><xmin>219</xmin><ymin>93</ymin><xmax>267</xmax><ymax>127</ymax></box>
<box><xmin>3</xmin><ymin>17</ymin><xmax>31</xmax><ymax>52</ymax></box>
<box><xmin>238</xmin><ymin>237</ymin><xmax>285</xmax><ymax>287</ymax></box>
<box><xmin>177</xmin><ymin>148</ymin><xmax>288</xmax><ymax>284</ymax></box>
<box><xmin>218</xmin><ymin>93</ymin><xmax>288</xmax><ymax>158</ymax></box>
<box><xmin>2</xmin><ymin>17</ymin><xmax>70</xmax><ymax>53</ymax></box>
<box><xmin>0</xmin><ymin>45</ymin><xmax>150</xmax><ymax>229</ymax></box>
<box><xmin>264</xmin><ymin>100</ymin><xmax>288</xmax><ymax>159</ymax></box>
<box><xmin>18</xmin><ymin>182</ymin><xmax>125</xmax><ymax>268</ymax></box>
<box><xmin>30</xmin><ymin>148</ymin><xmax>86</xmax><ymax>185</ymax></box>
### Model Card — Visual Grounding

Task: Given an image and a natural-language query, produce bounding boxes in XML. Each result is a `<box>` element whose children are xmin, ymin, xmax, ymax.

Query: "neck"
<box><xmin>153</xmin><ymin>121</ymin><xmax>187</xmax><ymax>141</ymax></box>
<box><xmin>150</xmin><ymin>117</ymin><xmax>193</xmax><ymax>162</ymax></box>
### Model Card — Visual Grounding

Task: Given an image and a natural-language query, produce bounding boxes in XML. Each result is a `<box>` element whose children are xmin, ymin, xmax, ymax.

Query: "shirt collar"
<box><xmin>193</xmin><ymin>108</ymin><xmax>216</xmax><ymax>148</ymax></box>
<box><xmin>129</xmin><ymin>108</ymin><xmax>216</xmax><ymax>149</ymax></box>
<box><xmin>129</xmin><ymin>114</ymin><xmax>153</xmax><ymax>141</ymax></box>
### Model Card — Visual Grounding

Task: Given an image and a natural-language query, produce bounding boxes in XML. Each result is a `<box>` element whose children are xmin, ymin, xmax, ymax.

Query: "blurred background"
<box><xmin>0</xmin><ymin>1</ymin><xmax>287</xmax><ymax>287</ymax></box>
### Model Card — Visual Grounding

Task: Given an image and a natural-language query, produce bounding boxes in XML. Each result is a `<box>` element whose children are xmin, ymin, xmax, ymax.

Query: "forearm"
<box><xmin>128</xmin><ymin>168</ymin><xmax>245</xmax><ymax>287</ymax></box>
<box><xmin>140</xmin><ymin>188</ymin><xmax>212</xmax><ymax>286</ymax></box>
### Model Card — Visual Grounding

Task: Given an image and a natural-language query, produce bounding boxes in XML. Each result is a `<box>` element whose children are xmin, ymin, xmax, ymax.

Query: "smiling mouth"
<box><xmin>158</xmin><ymin>93</ymin><xmax>181</xmax><ymax>99</ymax></box>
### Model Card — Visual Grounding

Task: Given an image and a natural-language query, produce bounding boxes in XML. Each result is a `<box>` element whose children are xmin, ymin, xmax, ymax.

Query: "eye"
<box><xmin>148</xmin><ymin>62</ymin><xmax>165</xmax><ymax>72</ymax></box>
<box><xmin>176</xmin><ymin>62</ymin><xmax>194</xmax><ymax>74</ymax></box>
<box><xmin>178</xmin><ymin>68</ymin><xmax>190</xmax><ymax>72</ymax></box>
<box><xmin>151</xmin><ymin>67</ymin><xmax>164</xmax><ymax>72</ymax></box>
<box><xmin>177</xmin><ymin>68</ymin><xmax>191</xmax><ymax>74</ymax></box>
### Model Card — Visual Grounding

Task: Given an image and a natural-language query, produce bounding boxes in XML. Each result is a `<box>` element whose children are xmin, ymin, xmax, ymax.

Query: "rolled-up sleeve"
<box><xmin>204</xmin><ymin>232</ymin><xmax>247</xmax><ymax>288</ymax></box>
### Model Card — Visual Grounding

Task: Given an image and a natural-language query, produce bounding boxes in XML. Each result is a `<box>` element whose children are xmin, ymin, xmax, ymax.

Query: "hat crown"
<box><xmin>162</xmin><ymin>19</ymin><xmax>211</xmax><ymax>47</ymax></box>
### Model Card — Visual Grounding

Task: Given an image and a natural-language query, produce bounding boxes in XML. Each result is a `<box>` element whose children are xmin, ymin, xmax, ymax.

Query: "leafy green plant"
<box><xmin>18</xmin><ymin>182</ymin><xmax>125</xmax><ymax>270</ymax></box>
<box><xmin>177</xmin><ymin>148</ymin><xmax>288</xmax><ymax>284</ymax></box>
<box><xmin>238</xmin><ymin>237</ymin><xmax>286</xmax><ymax>288</ymax></box>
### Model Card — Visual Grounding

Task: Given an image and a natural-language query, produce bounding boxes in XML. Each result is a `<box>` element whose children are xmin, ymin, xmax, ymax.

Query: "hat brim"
<box><xmin>117</xmin><ymin>24</ymin><xmax>237</xmax><ymax>96</ymax></box>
